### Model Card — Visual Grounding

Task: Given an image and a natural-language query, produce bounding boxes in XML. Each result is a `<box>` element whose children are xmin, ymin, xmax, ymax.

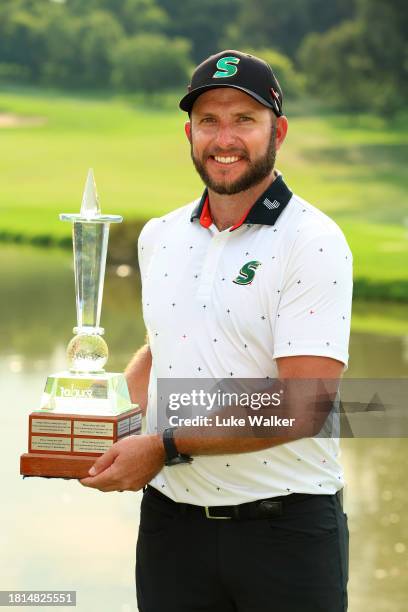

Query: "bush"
<box><xmin>353</xmin><ymin>278</ymin><xmax>408</xmax><ymax>302</ymax></box>
<box><xmin>0</xmin><ymin>62</ymin><xmax>31</xmax><ymax>83</ymax></box>
<box><xmin>111</xmin><ymin>34</ymin><xmax>192</xmax><ymax>92</ymax></box>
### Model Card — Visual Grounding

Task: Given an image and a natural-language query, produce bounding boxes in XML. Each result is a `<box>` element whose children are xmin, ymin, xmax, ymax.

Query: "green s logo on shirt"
<box><xmin>233</xmin><ymin>260</ymin><xmax>262</xmax><ymax>285</ymax></box>
<box><xmin>213</xmin><ymin>56</ymin><xmax>240</xmax><ymax>78</ymax></box>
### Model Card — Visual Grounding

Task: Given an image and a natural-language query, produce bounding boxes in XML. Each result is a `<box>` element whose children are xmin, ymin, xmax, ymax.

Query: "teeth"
<box><xmin>214</xmin><ymin>156</ymin><xmax>240</xmax><ymax>164</ymax></box>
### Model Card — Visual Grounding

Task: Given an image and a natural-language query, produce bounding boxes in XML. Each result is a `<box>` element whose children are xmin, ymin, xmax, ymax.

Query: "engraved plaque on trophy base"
<box><xmin>20</xmin><ymin>406</ymin><xmax>142</xmax><ymax>479</ymax></box>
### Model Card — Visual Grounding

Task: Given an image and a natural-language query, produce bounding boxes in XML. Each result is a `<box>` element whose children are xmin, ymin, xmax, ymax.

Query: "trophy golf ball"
<box><xmin>67</xmin><ymin>333</ymin><xmax>108</xmax><ymax>372</ymax></box>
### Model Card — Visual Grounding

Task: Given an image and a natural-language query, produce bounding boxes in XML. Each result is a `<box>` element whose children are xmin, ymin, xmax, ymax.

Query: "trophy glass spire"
<box><xmin>60</xmin><ymin>169</ymin><xmax>122</xmax><ymax>373</ymax></box>
<box><xmin>36</xmin><ymin>168</ymin><xmax>137</xmax><ymax>414</ymax></box>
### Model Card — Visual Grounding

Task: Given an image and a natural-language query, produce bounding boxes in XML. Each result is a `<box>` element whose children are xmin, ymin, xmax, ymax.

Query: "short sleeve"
<box><xmin>272</xmin><ymin>230</ymin><xmax>353</xmax><ymax>367</ymax></box>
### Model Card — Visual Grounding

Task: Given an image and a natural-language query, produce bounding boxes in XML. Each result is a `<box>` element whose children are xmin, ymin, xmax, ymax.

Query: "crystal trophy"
<box><xmin>20</xmin><ymin>170</ymin><xmax>141</xmax><ymax>479</ymax></box>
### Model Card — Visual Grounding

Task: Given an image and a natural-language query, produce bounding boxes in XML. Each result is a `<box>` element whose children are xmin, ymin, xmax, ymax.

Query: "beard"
<box><xmin>190</xmin><ymin>124</ymin><xmax>277</xmax><ymax>195</ymax></box>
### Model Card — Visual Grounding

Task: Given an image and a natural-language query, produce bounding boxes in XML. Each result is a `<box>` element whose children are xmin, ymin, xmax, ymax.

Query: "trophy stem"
<box><xmin>72</xmin><ymin>221</ymin><xmax>110</xmax><ymax>330</ymax></box>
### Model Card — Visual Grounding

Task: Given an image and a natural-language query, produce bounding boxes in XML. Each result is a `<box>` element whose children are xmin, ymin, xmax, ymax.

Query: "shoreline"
<box><xmin>0</xmin><ymin>229</ymin><xmax>406</xmax><ymax>304</ymax></box>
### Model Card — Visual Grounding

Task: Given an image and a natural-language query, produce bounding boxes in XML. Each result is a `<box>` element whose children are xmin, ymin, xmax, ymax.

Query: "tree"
<box><xmin>0</xmin><ymin>5</ymin><xmax>48</xmax><ymax>80</ymax></box>
<box><xmin>156</xmin><ymin>0</ymin><xmax>242</xmax><ymax>62</ymax></box>
<box><xmin>40</xmin><ymin>11</ymin><xmax>84</xmax><ymax>87</ymax></box>
<box><xmin>243</xmin><ymin>48</ymin><xmax>304</xmax><ymax>100</ymax></box>
<box><xmin>118</xmin><ymin>0</ymin><xmax>169</xmax><ymax>35</ymax></box>
<box><xmin>67</xmin><ymin>0</ymin><xmax>168</xmax><ymax>36</ymax></box>
<box><xmin>111</xmin><ymin>34</ymin><xmax>191</xmax><ymax>92</ymax></box>
<box><xmin>299</xmin><ymin>0</ymin><xmax>408</xmax><ymax>114</ymax></box>
<box><xmin>355</xmin><ymin>0</ymin><xmax>407</xmax><ymax>112</ymax></box>
<box><xmin>79</xmin><ymin>11</ymin><xmax>124</xmax><ymax>87</ymax></box>
<box><xmin>299</xmin><ymin>21</ymin><xmax>371</xmax><ymax>110</ymax></box>
<box><xmin>226</xmin><ymin>0</ymin><xmax>355</xmax><ymax>60</ymax></box>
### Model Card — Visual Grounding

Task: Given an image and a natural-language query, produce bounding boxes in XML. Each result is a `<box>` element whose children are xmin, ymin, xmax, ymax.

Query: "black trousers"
<box><xmin>136</xmin><ymin>487</ymin><xmax>349</xmax><ymax>612</ymax></box>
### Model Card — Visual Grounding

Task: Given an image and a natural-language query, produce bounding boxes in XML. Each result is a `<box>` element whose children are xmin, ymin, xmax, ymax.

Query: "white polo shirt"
<box><xmin>138</xmin><ymin>174</ymin><xmax>353</xmax><ymax>505</ymax></box>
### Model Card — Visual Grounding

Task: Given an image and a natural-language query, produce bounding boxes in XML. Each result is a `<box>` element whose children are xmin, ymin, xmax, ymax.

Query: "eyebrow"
<box><xmin>195</xmin><ymin>109</ymin><xmax>258</xmax><ymax>118</ymax></box>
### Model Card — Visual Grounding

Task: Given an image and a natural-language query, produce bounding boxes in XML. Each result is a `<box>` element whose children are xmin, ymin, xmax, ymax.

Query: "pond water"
<box><xmin>0</xmin><ymin>245</ymin><xmax>407</xmax><ymax>612</ymax></box>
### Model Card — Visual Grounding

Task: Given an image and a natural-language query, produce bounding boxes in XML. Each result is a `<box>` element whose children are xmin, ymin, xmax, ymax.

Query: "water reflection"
<box><xmin>348</xmin><ymin>334</ymin><xmax>408</xmax><ymax>378</ymax></box>
<box><xmin>0</xmin><ymin>245</ymin><xmax>407</xmax><ymax>612</ymax></box>
<box><xmin>0</xmin><ymin>245</ymin><xmax>146</xmax><ymax>368</ymax></box>
<box><xmin>343</xmin><ymin>439</ymin><xmax>408</xmax><ymax>612</ymax></box>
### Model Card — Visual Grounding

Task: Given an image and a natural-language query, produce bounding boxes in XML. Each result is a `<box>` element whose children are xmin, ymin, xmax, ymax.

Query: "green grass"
<box><xmin>0</xmin><ymin>89</ymin><xmax>200</xmax><ymax>240</ymax></box>
<box><xmin>0</xmin><ymin>87</ymin><xmax>407</xmax><ymax>296</ymax></box>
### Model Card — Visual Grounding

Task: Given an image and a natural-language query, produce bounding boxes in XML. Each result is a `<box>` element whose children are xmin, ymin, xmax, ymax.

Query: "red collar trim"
<box><xmin>229</xmin><ymin>205</ymin><xmax>253</xmax><ymax>231</ymax></box>
<box><xmin>199</xmin><ymin>195</ymin><xmax>253</xmax><ymax>231</ymax></box>
<box><xmin>199</xmin><ymin>195</ymin><xmax>213</xmax><ymax>228</ymax></box>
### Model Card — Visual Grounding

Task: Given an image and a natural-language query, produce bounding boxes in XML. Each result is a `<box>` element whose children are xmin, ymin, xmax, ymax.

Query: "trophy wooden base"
<box><xmin>20</xmin><ymin>406</ymin><xmax>142</xmax><ymax>479</ymax></box>
<box><xmin>20</xmin><ymin>453</ymin><xmax>96</xmax><ymax>479</ymax></box>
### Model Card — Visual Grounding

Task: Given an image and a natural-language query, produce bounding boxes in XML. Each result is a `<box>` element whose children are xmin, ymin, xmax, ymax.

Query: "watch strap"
<box><xmin>163</xmin><ymin>427</ymin><xmax>193</xmax><ymax>466</ymax></box>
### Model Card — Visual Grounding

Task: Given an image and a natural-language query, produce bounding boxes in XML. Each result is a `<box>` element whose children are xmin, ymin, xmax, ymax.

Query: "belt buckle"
<box><xmin>204</xmin><ymin>506</ymin><xmax>232</xmax><ymax>520</ymax></box>
<box><xmin>257</xmin><ymin>500</ymin><xmax>283</xmax><ymax>517</ymax></box>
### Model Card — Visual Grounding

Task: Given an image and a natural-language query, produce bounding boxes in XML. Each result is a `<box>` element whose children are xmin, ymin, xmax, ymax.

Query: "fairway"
<box><xmin>0</xmin><ymin>88</ymin><xmax>407</xmax><ymax>296</ymax></box>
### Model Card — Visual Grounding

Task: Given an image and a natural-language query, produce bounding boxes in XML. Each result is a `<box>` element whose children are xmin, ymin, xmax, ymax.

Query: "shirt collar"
<box><xmin>190</xmin><ymin>174</ymin><xmax>293</xmax><ymax>232</ymax></box>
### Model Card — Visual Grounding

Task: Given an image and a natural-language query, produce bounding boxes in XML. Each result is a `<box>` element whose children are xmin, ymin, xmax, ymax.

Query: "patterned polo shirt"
<box><xmin>138</xmin><ymin>174</ymin><xmax>353</xmax><ymax>506</ymax></box>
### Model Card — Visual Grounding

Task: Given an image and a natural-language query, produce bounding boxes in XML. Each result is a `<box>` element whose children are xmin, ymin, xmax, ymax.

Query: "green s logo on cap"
<box><xmin>213</xmin><ymin>56</ymin><xmax>240</xmax><ymax>79</ymax></box>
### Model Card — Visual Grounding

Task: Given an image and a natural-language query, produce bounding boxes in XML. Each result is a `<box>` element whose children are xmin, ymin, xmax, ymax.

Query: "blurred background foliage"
<box><xmin>0</xmin><ymin>0</ymin><xmax>406</xmax><ymax>114</ymax></box>
<box><xmin>0</xmin><ymin>0</ymin><xmax>407</xmax><ymax>306</ymax></box>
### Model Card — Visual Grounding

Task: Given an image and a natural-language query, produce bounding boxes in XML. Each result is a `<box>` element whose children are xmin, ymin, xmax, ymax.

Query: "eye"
<box><xmin>201</xmin><ymin>116</ymin><xmax>216</xmax><ymax>124</ymax></box>
<box><xmin>238</xmin><ymin>115</ymin><xmax>254</xmax><ymax>122</ymax></box>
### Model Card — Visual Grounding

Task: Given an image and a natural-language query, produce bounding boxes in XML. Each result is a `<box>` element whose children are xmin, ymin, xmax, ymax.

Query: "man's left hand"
<box><xmin>79</xmin><ymin>434</ymin><xmax>164</xmax><ymax>492</ymax></box>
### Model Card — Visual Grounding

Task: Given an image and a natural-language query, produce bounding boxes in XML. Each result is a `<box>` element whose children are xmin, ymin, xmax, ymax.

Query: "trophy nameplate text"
<box><xmin>20</xmin><ymin>170</ymin><xmax>141</xmax><ymax>479</ymax></box>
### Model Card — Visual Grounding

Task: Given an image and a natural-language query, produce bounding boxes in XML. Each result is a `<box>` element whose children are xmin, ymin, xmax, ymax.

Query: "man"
<box><xmin>81</xmin><ymin>50</ymin><xmax>352</xmax><ymax>612</ymax></box>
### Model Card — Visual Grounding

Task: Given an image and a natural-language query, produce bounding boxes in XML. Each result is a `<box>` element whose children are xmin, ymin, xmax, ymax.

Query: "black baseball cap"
<box><xmin>179</xmin><ymin>49</ymin><xmax>283</xmax><ymax>116</ymax></box>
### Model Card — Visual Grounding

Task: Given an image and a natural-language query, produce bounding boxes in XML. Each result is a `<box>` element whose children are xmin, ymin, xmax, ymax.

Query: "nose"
<box><xmin>213</xmin><ymin>123</ymin><xmax>238</xmax><ymax>150</ymax></box>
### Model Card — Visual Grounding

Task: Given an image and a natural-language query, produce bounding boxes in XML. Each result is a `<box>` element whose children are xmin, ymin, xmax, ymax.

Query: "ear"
<box><xmin>185</xmin><ymin>121</ymin><xmax>192</xmax><ymax>142</ymax></box>
<box><xmin>275</xmin><ymin>115</ymin><xmax>288</xmax><ymax>151</ymax></box>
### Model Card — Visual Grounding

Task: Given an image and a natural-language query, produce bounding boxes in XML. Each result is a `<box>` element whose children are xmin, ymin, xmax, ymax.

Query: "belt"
<box><xmin>145</xmin><ymin>485</ymin><xmax>343</xmax><ymax>521</ymax></box>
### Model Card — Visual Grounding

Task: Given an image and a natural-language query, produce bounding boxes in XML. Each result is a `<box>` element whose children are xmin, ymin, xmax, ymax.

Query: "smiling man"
<box><xmin>81</xmin><ymin>50</ymin><xmax>353</xmax><ymax>612</ymax></box>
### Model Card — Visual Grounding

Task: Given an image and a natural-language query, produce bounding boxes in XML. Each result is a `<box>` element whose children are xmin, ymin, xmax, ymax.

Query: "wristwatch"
<box><xmin>162</xmin><ymin>427</ymin><xmax>193</xmax><ymax>466</ymax></box>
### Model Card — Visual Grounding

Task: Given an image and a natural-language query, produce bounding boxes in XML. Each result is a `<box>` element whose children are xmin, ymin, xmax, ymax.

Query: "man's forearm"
<box><xmin>125</xmin><ymin>343</ymin><xmax>152</xmax><ymax>415</ymax></box>
<box><xmin>173</xmin><ymin>432</ymin><xmax>293</xmax><ymax>456</ymax></box>
<box><xmin>169</xmin><ymin>403</ymin><xmax>308</xmax><ymax>458</ymax></box>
